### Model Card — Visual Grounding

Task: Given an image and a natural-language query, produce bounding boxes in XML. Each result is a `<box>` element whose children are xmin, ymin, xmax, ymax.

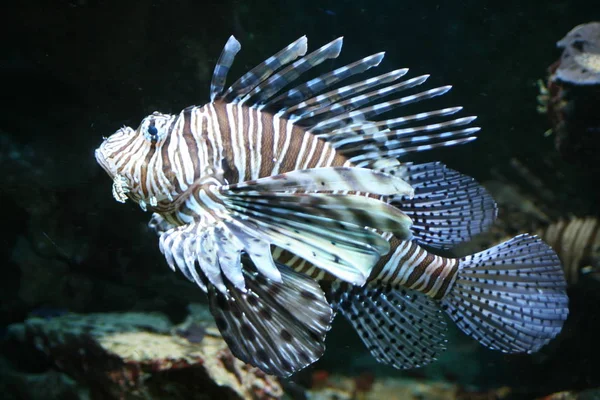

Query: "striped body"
<box><xmin>97</xmin><ymin>101</ymin><xmax>348</xmax><ymax>224</ymax></box>
<box><xmin>102</xmin><ymin>98</ymin><xmax>461</xmax><ymax>299</ymax></box>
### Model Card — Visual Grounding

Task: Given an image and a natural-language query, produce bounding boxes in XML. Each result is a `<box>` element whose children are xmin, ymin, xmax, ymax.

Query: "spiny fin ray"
<box><xmin>210</xmin><ymin>35</ymin><xmax>242</xmax><ymax>102</ymax></box>
<box><xmin>208</xmin><ymin>261</ymin><xmax>333</xmax><ymax>377</ymax></box>
<box><xmin>223</xmin><ymin>36</ymin><xmax>308</xmax><ymax>102</ymax></box>
<box><xmin>245</xmin><ymin>37</ymin><xmax>344</xmax><ymax>106</ymax></box>
<box><xmin>265</xmin><ymin>52</ymin><xmax>386</xmax><ymax>111</ymax></box>
<box><xmin>385</xmin><ymin>162</ymin><xmax>498</xmax><ymax>248</ymax></box>
<box><xmin>222</xmin><ymin>166</ymin><xmax>414</xmax><ymax>197</ymax></box>
<box><xmin>332</xmin><ymin>283</ymin><xmax>447</xmax><ymax>369</ymax></box>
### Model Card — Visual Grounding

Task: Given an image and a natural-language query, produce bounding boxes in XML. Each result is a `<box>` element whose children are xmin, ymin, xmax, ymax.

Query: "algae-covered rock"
<box><xmin>304</xmin><ymin>374</ymin><xmax>460</xmax><ymax>400</ymax></box>
<box><xmin>6</xmin><ymin>307</ymin><xmax>282</xmax><ymax>399</ymax></box>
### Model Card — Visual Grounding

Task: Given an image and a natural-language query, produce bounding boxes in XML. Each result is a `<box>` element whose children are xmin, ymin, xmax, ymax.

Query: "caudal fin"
<box><xmin>441</xmin><ymin>234</ymin><xmax>569</xmax><ymax>353</ymax></box>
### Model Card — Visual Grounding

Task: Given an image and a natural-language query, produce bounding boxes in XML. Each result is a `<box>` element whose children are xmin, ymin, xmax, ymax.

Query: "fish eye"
<box><xmin>147</xmin><ymin>125</ymin><xmax>159</xmax><ymax>142</ymax></box>
<box><xmin>141</xmin><ymin>114</ymin><xmax>172</xmax><ymax>143</ymax></box>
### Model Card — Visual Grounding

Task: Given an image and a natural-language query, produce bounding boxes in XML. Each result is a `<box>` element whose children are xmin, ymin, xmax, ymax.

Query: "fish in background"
<box><xmin>537</xmin><ymin>21</ymin><xmax>600</xmax><ymax>170</ymax></box>
<box><xmin>476</xmin><ymin>157</ymin><xmax>600</xmax><ymax>286</ymax></box>
<box><xmin>536</xmin><ymin>217</ymin><xmax>600</xmax><ymax>284</ymax></box>
<box><xmin>95</xmin><ymin>35</ymin><xmax>569</xmax><ymax>377</ymax></box>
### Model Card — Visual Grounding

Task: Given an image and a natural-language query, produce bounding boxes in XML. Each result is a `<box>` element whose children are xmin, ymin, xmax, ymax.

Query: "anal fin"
<box><xmin>331</xmin><ymin>283</ymin><xmax>447</xmax><ymax>369</ymax></box>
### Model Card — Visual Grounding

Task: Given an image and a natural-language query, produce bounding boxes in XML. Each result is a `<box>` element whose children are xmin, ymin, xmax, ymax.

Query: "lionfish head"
<box><xmin>95</xmin><ymin>111</ymin><xmax>177</xmax><ymax>209</ymax></box>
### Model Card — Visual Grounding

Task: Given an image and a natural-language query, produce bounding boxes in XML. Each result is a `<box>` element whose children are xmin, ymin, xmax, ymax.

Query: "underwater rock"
<box><xmin>536</xmin><ymin>387</ymin><xmax>600</xmax><ymax>400</ymax></box>
<box><xmin>0</xmin><ymin>361</ymin><xmax>90</xmax><ymax>400</ymax></box>
<box><xmin>300</xmin><ymin>373</ymin><xmax>514</xmax><ymax>400</ymax></box>
<box><xmin>537</xmin><ymin>22</ymin><xmax>600</xmax><ymax>170</ymax></box>
<box><xmin>5</xmin><ymin>309</ymin><xmax>283</xmax><ymax>399</ymax></box>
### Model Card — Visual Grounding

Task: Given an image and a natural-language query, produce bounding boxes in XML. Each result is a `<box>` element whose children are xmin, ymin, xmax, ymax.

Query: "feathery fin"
<box><xmin>159</xmin><ymin>222</ymin><xmax>248</xmax><ymax>293</ymax></box>
<box><xmin>222</xmin><ymin>191</ymin><xmax>414</xmax><ymax>241</ymax></box>
<box><xmin>208</xmin><ymin>262</ymin><xmax>333</xmax><ymax>377</ymax></box>
<box><xmin>223</xmin><ymin>166</ymin><xmax>414</xmax><ymax>197</ymax></box>
<box><xmin>220</xmin><ymin>190</ymin><xmax>414</xmax><ymax>283</ymax></box>
<box><xmin>384</xmin><ymin>162</ymin><xmax>498</xmax><ymax>248</ymax></box>
<box><xmin>159</xmin><ymin>182</ymin><xmax>412</xmax><ymax>295</ymax></box>
<box><xmin>332</xmin><ymin>283</ymin><xmax>447</xmax><ymax>369</ymax></box>
<box><xmin>442</xmin><ymin>234</ymin><xmax>569</xmax><ymax>353</ymax></box>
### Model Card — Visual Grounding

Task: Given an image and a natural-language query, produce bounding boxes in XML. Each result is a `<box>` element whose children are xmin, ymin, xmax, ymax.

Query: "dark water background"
<box><xmin>1</xmin><ymin>0</ymin><xmax>599</xmax><ymax>398</ymax></box>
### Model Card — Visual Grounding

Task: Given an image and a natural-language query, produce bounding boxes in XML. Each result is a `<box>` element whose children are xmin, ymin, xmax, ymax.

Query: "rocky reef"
<box><xmin>2</xmin><ymin>305</ymin><xmax>282</xmax><ymax>399</ymax></box>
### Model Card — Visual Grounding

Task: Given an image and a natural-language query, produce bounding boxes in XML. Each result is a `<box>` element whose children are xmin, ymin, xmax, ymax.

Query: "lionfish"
<box><xmin>95</xmin><ymin>35</ymin><xmax>569</xmax><ymax>377</ymax></box>
<box><xmin>535</xmin><ymin>217</ymin><xmax>600</xmax><ymax>284</ymax></box>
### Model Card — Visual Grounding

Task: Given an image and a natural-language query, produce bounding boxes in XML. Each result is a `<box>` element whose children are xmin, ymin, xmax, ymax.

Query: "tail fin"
<box><xmin>441</xmin><ymin>234</ymin><xmax>569</xmax><ymax>353</ymax></box>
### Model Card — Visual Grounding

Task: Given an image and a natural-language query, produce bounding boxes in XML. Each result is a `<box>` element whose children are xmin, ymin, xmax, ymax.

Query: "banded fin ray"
<box><xmin>299</xmin><ymin>75</ymin><xmax>433</xmax><ymax>127</ymax></box>
<box><xmin>331</xmin><ymin>106</ymin><xmax>466</xmax><ymax>134</ymax></box>
<box><xmin>282</xmin><ymin>68</ymin><xmax>410</xmax><ymax>121</ymax></box>
<box><xmin>347</xmin><ymin>130</ymin><xmax>479</xmax><ymax>166</ymax></box>
<box><xmin>265</xmin><ymin>52</ymin><xmax>387</xmax><ymax>111</ymax></box>
<box><xmin>330</xmin><ymin>114</ymin><xmax>477</xmax><ymax>149</ymax></box>
<box><xmin>244</xmin><ymin>37</ymin><xmax>344</xmax><ymax>106</ymax></box>
<box><xmin>442</xmin><ymin>234</ymin><xmax>569</xmax><ymax>353</ymax></box>
<box><xmin>210</xmin><ymin>35</ymin><xmax>242</xmax><ymax>102</ymax></box>
<box><xmin>332</xmin><ymin>284</ymin><xmax>447</xmax><ymax>369</ymax></box>
<box><xmin>223</xmin><ymin>166</ymin><xmax>414</xmax><ymax>196</ymax></box>
<box><xmin>293</xmin><ymin>75</ymin><xmax>478</xmax><ymax>162</ymax></box>
<box><xmin>223</xmin><ymin>36</ymin><xmax>308</xmax><ymax>103</ymax></box>
<box><xmin>208</xmin><ymin>262</ymin><xmax>333</xmax><ymax>377</ymax></box>
<box><xmin>214</xmin><ymin>35</ymin><xmax>479</xmax><ymax>161</ymax></box>
<box><xmin>385</xmin><ymin>162</ymin><xmax>498</xmax><ymax>248</ymax></box>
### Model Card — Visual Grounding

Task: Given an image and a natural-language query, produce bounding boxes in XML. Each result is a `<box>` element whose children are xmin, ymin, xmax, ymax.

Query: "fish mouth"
<box><xmin>95</xmin><ymin>147</ymin><xmax>115</xmax><ymax>178</ymax></box>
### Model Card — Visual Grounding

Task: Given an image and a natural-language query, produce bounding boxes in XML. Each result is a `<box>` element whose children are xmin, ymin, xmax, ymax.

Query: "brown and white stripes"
<box><xmin>535</xmin><ymin>217</ymin><xmax>600</xmax><ymax>284</ymax></box>
<box><xmin>203</xmin><ymin>100</ymin><xmax>347</xmax><ymax>183</ymax></box>
<box><xmin>369</xmin><ymin>239</ymin><xmax>459</xmax><ymax>299</ymax></box>
<box><xmin>274</xmin><ymin>238</ymin><xmax>460</xmax><ymax>300</ymax></box>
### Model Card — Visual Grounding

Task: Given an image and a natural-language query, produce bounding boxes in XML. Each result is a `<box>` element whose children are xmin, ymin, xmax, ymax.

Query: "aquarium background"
<box><xmin>1</xmin><ymin>0</ymin><xmax>599</xmax><ymax>399</ymax></box>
